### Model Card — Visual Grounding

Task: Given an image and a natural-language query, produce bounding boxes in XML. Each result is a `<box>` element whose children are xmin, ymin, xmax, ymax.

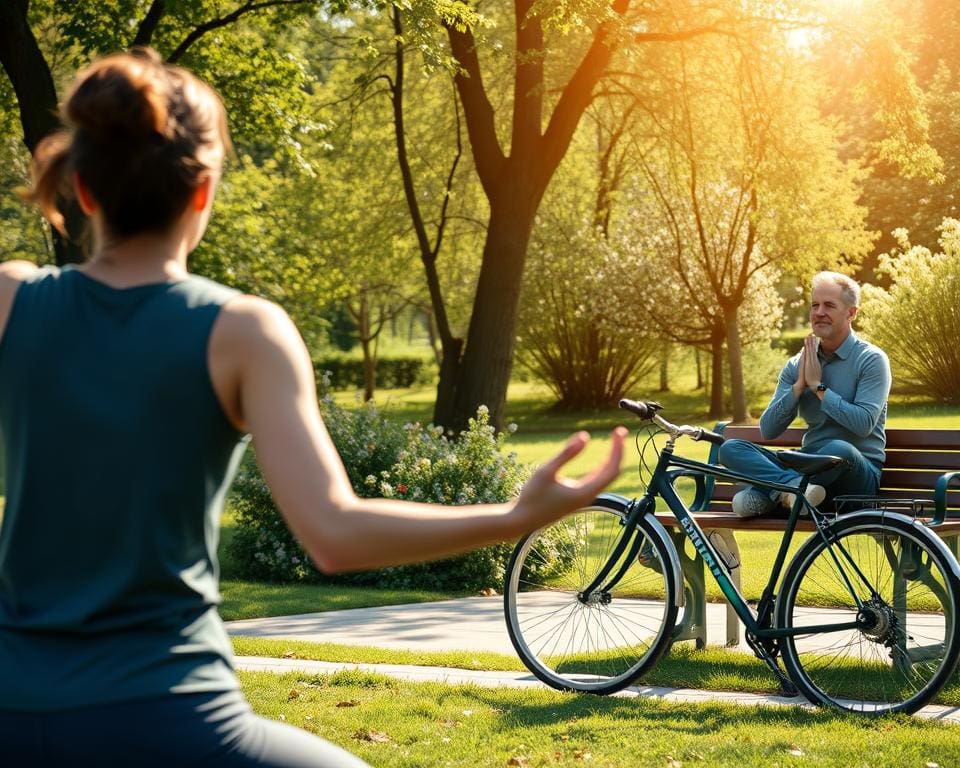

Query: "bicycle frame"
<box><xmin>581</xmin><ymin>427</ymin><xmax>866</xmax><ymax>641</ymax></box>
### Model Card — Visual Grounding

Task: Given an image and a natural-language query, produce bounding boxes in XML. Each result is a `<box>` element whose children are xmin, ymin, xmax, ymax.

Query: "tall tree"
<box><xmin>613</xmin><ymin>26</ymin><xmax>873</xmax><ymax>421</ymax></box>
<box><xmin>0</xmin><ymin>0</ymin><xmax>319</xmax><ymax>264</ymax></box>
<box><xmin>431</xmin><ymin>0</ymin><xmax>742</xmax><ymax>431</ymax></box>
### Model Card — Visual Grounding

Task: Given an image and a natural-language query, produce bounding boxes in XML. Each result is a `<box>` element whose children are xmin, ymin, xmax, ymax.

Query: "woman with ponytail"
<box><xmin>0</xmin><ymin>48</ymin><xmax>625</xmax><ymax>766</ymax></box>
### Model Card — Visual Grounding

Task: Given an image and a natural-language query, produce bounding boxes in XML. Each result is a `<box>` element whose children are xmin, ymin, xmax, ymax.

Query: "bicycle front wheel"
<box><xmin>776</xmin><ymin>512</ymin><xmax>960</xmax><ymax>715</ymax></box>
<box><xmin>503</xmin><ymin>497</ymin><xmax>679</xmax><ymax>695</ymax></box>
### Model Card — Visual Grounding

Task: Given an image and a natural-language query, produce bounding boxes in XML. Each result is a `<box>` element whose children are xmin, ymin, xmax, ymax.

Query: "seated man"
<box><xmin>720</xmin><ymin>271</ymin><xmax>891</xmax><ymax>517</ymax></box>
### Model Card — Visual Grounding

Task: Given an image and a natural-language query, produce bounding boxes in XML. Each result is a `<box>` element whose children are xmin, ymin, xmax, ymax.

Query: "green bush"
<box><xmin>312</xmin><ymin>356</ymin><xmax>433</xmax><ymax>391</ymax></box>
<box><xmin>859</xmin><ymin>220</ymin><xmax>960</xmax><ymax>403</ymax></box>
<box><xmin>228</xmin><ymin>400</ymin><xmax>533</xmax><ymax>592</ymax></box>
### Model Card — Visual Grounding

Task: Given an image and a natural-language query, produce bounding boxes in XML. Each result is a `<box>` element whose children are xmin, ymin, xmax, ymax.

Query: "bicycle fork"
<box><xmin>576</xmin><ymin>495</ymin><xmax>656</xmax><ymax>603</ymax></box>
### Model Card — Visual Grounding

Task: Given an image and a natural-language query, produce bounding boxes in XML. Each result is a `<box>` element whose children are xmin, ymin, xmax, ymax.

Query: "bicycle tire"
<box><xmin>503</xmin><ymin>496</ymin><xmax>680</xmax><ymax>695</ymax></box>
<box><xmin>776</xmin><ymin>511</ymin><xmax>960</xmax><ymax>715</ymax></box>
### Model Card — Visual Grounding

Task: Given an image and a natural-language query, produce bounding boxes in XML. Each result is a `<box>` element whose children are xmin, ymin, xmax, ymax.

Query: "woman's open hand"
<box><xmin>513</xmin><ymin>427</ymin><xmax>628</xmax><ymax>531</ymax></box>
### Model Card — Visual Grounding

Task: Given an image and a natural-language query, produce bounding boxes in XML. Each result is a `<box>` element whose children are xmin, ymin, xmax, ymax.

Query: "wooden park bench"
<box><xmin>654</xmin><ymin>424</ymin><xmax>960</xmax><ymax>649</ymax></box>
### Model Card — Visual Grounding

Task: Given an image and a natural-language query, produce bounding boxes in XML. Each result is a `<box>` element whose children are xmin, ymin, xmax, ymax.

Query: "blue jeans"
<box><xmin>0</xmin><ymin>689</ymin><xmax>369</xmax><ymax>767</ymax></box>
<box><xmin>717</xmin><ymin>438</ymin><xmax>881</xmax><ymax>503</ymax></box>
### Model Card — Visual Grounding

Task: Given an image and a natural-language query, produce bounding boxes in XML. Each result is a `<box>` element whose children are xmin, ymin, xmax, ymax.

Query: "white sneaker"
<box><xmin>780</xmin><ymin>483</ymin><xmax>826</xmax><ymax>513</ymax></box>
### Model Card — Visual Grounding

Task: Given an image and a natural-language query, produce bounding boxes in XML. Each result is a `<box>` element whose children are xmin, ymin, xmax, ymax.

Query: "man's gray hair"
<box><xmin>812</xmin><ymin>271</ymin><xmax>860</xmax><ymax>307</ymax></box>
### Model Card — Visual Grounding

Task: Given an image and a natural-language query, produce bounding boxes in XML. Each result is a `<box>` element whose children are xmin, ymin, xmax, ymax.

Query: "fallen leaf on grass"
<box><xmin>336</xmin><ymin>700</ymin><xmax>361</xmax><ymax>708</ymax></box>
<box><xmin>787</xmin><ymin>747</ymin><xmax>804</xmax><ymax>757</ymax></box>
<box><xmin>441</xmin><ymin>719</ymin><xmax>462</xmax><ymax>728</ymax></box>
<box><xmin>507</xmin><ymin>757</ymin><xmax>529</xmax><ymax>766</ymax></box>
<box><xmin>573</xmin><ymin>749</ymin><xmax>592</xmax><ymax>760</ymax></box>
<box><xmin>282</xmin><ymin>650</ymin><xmax>299</xmax><ymax>659</ymax></box>
<box><xmin>287</xmin><ymin>689</ymin><xmax>300</xmax><ymax>700</ymax></box>
<box><xmin>479</xmin><ymin>588</ymin><xmax>498</xmax><ymax>596</ymax></box>
<box><xmin>926</xmin><ymin>763</ymin><xmax>939</xmax><ymax>768</ymax></box>
<box><xmin>353</xmin><ymin>729</ymin><xmax>391</xmax><ymax>743</ymax></box>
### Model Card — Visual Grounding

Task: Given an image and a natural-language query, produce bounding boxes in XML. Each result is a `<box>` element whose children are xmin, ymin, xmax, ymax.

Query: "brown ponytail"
<box><xmin>21</xmin><ymin>47</ymin><xmax>230</xmax><ymax>238</ymax></box>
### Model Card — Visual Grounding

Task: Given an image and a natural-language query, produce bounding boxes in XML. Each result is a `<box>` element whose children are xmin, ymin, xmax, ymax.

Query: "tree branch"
<box><xmin>511</xmin><ymin>0</ymin><xmax>544</xmax><ymax>158</ymax></box>
<box><xmin>444</xmin><ymin>23</ymin><xmax>505</xmax><ymax>196</ymax></box>
<box><xmin>0</xmin><ymin>0</ymin><xmax>60</xmax><ymax>153</ymax></box>
<box><xmin>634</xmin><ymin>25</ymin><xmax>734</xmax><ymax>44</ymax></box>
<box><xmin>539</xmin><ymin>0</ymin><xmax>630</xmax><ymax>186</ymax></box>
<box><xmin>166</xmin><ymin>0</ymin><xmax>314</xmax><ymax>63</ymax></box>
<box><xmin>131</xmin><ymin>0</ymin><xmax>167</xmax><ymax>47</ymax></box>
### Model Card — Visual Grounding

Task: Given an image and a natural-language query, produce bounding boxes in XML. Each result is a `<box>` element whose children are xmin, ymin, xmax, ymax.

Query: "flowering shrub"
<box><xmin>860</xmin><ymin>219</ymin><xmax>960</xmax><ymax>403</ymax></box>
<box><xmin>228</xmin><ymin>396</ymin><xmax>534</xmax><ymax>592</ymax></box>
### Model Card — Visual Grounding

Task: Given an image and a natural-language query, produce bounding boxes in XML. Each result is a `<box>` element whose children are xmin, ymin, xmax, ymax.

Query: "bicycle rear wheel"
<box><xmin>503</xmin><ymin>496</ymin><xmax>679</xmax><ymax>695</ymax></box>
<box><xmin>776</xmin><ymin>512</ymin><xmax>960</xmax><ymax>715</ymax></box>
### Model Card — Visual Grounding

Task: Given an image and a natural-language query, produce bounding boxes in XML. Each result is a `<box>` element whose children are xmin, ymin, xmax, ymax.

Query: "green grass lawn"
<box><xmin>231</xmin><ymin>636</ymin><xmax>960</xmax><ymax>708</ymax></box>
<box><xmin>239</xmin><ymin>669</ymin><xmax>960</xmax><ymax>766</ymax></box>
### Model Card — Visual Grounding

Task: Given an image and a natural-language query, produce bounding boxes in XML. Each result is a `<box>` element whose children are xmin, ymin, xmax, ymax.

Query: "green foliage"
<box><xmin>229</xmin><ymin>402</ymin><xmax>532</xmax><ymax>591</ymax></box>
<box><xmin>859</xmin><ymin>219</ymin><xmax>960</xmax><ymax>403</ymax></box>
<box><xmin>313</xmin><ymin>356</ymin><xmax>433</xmax><ymax>390</ymax></box>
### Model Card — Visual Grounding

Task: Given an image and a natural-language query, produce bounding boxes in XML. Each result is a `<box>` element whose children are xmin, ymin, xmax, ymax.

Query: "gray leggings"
<box><xmin>0</xmin><ymin>689</ymin><xmax>370</xmax><ymax>767</ymax></box>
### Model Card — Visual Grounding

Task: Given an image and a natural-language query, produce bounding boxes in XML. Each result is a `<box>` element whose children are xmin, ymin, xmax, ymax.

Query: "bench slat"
<box><xmin>656</xmin><ymin>512</ymin><xmax>960</xmax><ymax>535</ymax></box>
<box><xmin>719</xmin><ymin>425</ymin><xmax>960</xmax><ymax>453</ymax></box>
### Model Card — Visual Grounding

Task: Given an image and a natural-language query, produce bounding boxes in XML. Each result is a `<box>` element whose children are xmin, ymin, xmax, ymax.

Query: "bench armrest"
<box><xmin>933</xmin><ymin>471</ymin><xmax>960</xmax><ymax>526</ymax></box>
<box><xmin>666</xmin><ymin>469</ymin><xmax>714</xmax><ymax>511</ymax></box>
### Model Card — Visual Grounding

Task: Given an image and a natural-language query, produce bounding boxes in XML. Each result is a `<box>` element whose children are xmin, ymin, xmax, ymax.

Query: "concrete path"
<box><xmin>226</xmin><ymin>595</ymin><xmax>746</xmax><ymax>654</ymax></box>
<box><xmin>225</xmin><ymin>597</ymin><xmax>960</xmax><ymax>723</ymax></box>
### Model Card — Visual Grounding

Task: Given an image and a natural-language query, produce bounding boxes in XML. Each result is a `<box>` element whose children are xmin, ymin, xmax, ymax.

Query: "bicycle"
<box><xmin>503</xmin><ymin>400</ymin><xmax>960</xmax><ymax>715</ymax></box>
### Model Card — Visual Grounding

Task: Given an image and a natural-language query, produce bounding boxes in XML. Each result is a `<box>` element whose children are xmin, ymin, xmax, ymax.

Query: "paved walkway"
<box><xmin>225</xmin><ymin>596</ymin><xmax>960</xmax><ymax>723</ymax></box>
<box><xmin>226</xmin><ymin>595</ymin><xmax>748</xmax><ymax>655</ymax></box>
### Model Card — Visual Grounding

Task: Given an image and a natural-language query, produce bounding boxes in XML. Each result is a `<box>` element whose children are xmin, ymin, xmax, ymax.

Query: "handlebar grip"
<box><xmin>694</xmin><ymin>428</ymin><xmax>725</xmax><ymax>445</ymax></box>
<box><xmin>618</xmin><ymin>399</ymin><xmax>654</xmax><ymax>420</ymax></box>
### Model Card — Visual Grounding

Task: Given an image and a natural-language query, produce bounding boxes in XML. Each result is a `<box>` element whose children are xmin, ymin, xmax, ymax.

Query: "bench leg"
<box><xmin>943</xmin><ymin>532</ymin><xmax>960</xmax><ymax>560</ymax></box>
<box><xmin>706</xmin><ymin>529</ymin><xmax>742</xmax><ymax>648</ymax></box>
<box><xmin>669</xmin><ymin>529</ymin><xmax>707</xmax><ymax>649</ymax></box>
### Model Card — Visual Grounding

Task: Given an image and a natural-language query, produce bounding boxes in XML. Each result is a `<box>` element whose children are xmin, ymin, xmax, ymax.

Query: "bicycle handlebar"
<box><xmin>618</xmin><ymin>398</ymin><xmax>725</xmax><ymax>445</ymax></box>
<box><xmin>618</xmin><ymin>399</ymin><xmax>659</xmax><ymax>419</ymax></box>
<box><xmin>694</xmin><ymin>427</ymin><xmax>725</xmax><ymax>446</ymax></box>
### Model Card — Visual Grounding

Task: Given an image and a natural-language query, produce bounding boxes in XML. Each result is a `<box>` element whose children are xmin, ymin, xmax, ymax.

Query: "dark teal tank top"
<box><xmin>0</xmin><ymin>265</ymin><xmax>248</xmax><ymax>711</ymax></box>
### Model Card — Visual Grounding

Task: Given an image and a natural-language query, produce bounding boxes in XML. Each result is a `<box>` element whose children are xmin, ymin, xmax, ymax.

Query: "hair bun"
<box><xmin>65</xmin><ymin>53</ymin><xmax>169</xmax><ymax>142</ymax></box>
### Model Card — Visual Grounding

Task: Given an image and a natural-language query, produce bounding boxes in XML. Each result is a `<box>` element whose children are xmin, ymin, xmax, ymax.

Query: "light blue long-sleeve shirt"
<box><xmin>758</xmin><ymin>330</ymin><xmax>891</xmax><ymax>467</ymax></box>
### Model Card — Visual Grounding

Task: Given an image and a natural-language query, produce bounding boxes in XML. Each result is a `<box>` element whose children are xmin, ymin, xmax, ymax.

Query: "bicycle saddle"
<box><xmin>773</xmin><ymin>450</ymin><xmax>844</xmax><ymax>476</ymax></box>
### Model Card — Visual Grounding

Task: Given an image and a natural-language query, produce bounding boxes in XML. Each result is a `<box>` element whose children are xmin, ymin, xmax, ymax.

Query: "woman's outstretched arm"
<box><xmin>209</xmin><ymin>295</ymin><xmax>626</xmax><ymax>574</ymax></box>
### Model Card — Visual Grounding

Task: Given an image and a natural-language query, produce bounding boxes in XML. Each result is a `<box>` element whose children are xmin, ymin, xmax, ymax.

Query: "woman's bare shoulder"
<box><xmin>0</xmin><ymin>260</ymin><xmax>40</xmax><ymax>283</ymax></box>
<box><xmin>218</xmin><ymin>294</ymin><xmax>298</xmax><ymax>339</ymax></box>
<box><xmin>0</xmin><ymin>261</ymin><xmax>41</xmax><ymax>341</ymax></box>
<box><xmin>213</xmin><ymin>293</ymin><xmax>308</xmax><ymax>366</ymax></box>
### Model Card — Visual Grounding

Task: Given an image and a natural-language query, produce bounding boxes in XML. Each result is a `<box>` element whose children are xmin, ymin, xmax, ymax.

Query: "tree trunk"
<box><xmin>432</xmin><ymin>336</ymin><xmax>462</xmax><ymax>431</ymax></box>
<box><xmin>447</xmin><ymin>196</ymin><xmax>537</xmax><ymax>432</ymax></box>
<box><xmin>709</xmin><ymin>329</ymin><xmax>725</xmax><ymax>419</ymax></box>
<box><xmin>694</xmin><ymin>347</ymin><xmax>704</xmax><ymax>390</ymax></box>
<box><xmin>724</xmin><ymin>309</ymin><xmax>750</xmax><ymax>423</ymax></box>
<box><xmin>658</xmin><ymin>345</ymin><xmax>670</xmax><ymax>392</ymax></box>
<box><xmin>0</xmin><ymin>2</ymin><xmax>86</xmax><ymax>265</ymax></box>
<box><xmin>355</xmin><ymin>300</ymin><xmax>377</xmax><ymax>402</ymax></box>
